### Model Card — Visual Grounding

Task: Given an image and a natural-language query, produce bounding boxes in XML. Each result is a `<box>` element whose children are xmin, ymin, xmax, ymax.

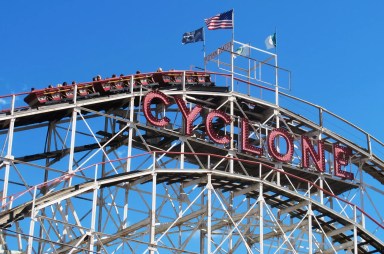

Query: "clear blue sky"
<box><xmin>1</xmin><ymin>0</ymin><xmax>384</xmax><ymax>140</ymax></box>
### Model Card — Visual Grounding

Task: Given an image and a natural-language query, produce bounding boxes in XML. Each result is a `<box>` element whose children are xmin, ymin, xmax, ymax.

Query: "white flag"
<box><xmin>265</xmin><ymin>33</ymin><xmax>276</xmax><ymax>49</ymax></box>
<box><xmin>234</xmin><ymin>44</ymin><xmax>250</xmax><ymax>58</ymax></box>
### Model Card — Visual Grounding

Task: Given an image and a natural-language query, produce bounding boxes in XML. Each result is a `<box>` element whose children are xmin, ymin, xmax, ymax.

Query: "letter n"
<box><xmin>301</xmin><ymin>136</ymin><xmax>325</xmax><ymax>173</ymax></box>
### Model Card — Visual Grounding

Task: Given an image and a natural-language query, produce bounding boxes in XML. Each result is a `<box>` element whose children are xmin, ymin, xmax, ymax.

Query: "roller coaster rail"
<box><xmin>1</xmin><ymin>151</ymin><xmax>383</xmax><ymax>231</ymax></box>
<box><xmin>1</xmin><ymin>71</ymin><xmax>383</xmax><ymax>164</ymax></box>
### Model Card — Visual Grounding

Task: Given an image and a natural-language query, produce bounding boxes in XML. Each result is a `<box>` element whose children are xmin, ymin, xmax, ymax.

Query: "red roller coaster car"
<box><xmin>24</xmin><ymin>71</ymin><xmax>224</xmax><ymax>107</ymax></box>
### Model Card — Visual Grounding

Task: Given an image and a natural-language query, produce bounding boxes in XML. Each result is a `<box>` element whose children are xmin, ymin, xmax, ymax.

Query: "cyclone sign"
<box><xmin>142</xmin><ymin>91</ymin><xmax>354</xmax><ymax>180</ymax></box>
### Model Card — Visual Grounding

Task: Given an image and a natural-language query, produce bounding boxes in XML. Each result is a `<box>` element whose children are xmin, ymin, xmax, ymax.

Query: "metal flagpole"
<box><xmin>231</xmin><ymin>9</ymin><xmax>234</xmax><ymax>92</ymax></box>
<box><xmin>274</xmin><ymin>27</ymin><xmax>278</xmax><ymax>55</ymax></box>
<box><xmin>229</xmin><ymin>8</ymin><xmax>235</xmax><ymax>174</ymax></box>
<box><xmin>229</xmin><ymin>11</ymin><xmax>235</xmax><ymax>251</ymax></box>
<box><xmin>203</xmin><ymin>27</ymin><xmax>207</xmax><ymax>71</ymax></box>
<box><xmin>274</xmin><ymin>28</ymin><xmax>279</xmax><ymax>107</ymax></box>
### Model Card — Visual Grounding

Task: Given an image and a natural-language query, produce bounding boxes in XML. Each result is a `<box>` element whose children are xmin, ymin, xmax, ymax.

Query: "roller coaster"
<box><xmin>24</xmin><ymin>71</ymin><xmax>221</xmax><ymax>108</ymax></box>
<box><xmin>0</xmin><ymin>43</ymin><xmax>383</xmax><ymax>253</ymax></box>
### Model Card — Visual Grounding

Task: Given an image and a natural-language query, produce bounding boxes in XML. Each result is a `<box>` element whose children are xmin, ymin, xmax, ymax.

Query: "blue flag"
<box><xmin>182</xmin><ymin>27</ymin><xmax>204</xmax><ymax>44</ymax></box>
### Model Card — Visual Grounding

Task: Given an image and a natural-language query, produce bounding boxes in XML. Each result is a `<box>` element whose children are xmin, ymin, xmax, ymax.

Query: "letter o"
<box><xmin>267</xmin><ymin>128</ymin><xmax>294</xmax><ymax>163</ymax></box>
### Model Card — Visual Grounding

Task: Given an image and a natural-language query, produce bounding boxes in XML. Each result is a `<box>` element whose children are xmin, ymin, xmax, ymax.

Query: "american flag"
<box><xmin>204</xmin><ymin>10</ymin><xmax>233</xmax><ymax>30</ymax></box>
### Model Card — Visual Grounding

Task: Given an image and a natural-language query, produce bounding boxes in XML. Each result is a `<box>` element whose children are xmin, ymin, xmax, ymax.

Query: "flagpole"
<box><xmin>232</xmin><ymin>8</ymin><xmax>235</xmax><ymax>44</ymax></box>
<box><xmin>231</xmin><ymin>9</ymin><xmax>234</xmax><ymax>92</ymax></box>
<box><xmin>203</xmin><ymin>27</ymin><xmax>207</xmax><ymax>71</ymax></box>
<box><xmin>274</xmin><ymin>26</ymin><xmax>279</xmax><ymax>117</ymax></box>
<box><xmin>274</xmin><ymin>27</ymin><xmax>278</xmax><ymax>55</ymax></box>
<box><xmin>229</xmin><ymin>9</ymin><xmax>235</xmax><ymax>177</ymax></box>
